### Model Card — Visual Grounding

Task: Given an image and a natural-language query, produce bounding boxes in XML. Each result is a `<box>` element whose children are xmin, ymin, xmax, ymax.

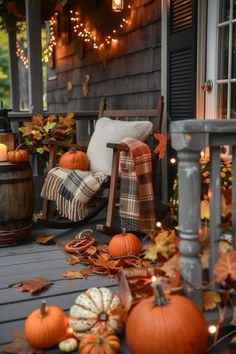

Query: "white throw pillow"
<box><xmin>87</xmin><ymin>117</ymin><xmax>153</xmax><ymax>174</ymax></box>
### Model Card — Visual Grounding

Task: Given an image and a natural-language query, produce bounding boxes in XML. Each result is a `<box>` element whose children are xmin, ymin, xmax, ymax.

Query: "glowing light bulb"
<box><xmin>208</xmin><ymin>324</ymin><xmax>217</xmax><ymax>334</ymax></box>
<box><xmin>151</xmin><ymin>275</ymin><xmax>157</xmax><ymax>284</ymax></box>
<box><xmin>67</xmin><ymin>327</ymin><xmax>74</xmax><ymax>335</ymax></box>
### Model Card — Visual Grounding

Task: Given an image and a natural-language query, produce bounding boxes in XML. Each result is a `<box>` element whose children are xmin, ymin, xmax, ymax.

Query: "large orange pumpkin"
<box><xmin>59</xmin><ymin>149</ymin><xmax>89</xmax><ymax>170</ymax></box>
<box><xmin>108</xmin><ymin>228</ymin><xmax>142</xmax><ymax>257</ymax></box>
<box><xmin>125</xmin><ymin>282</ymin><xmax>208</xmax><ymax>354</ymax></box>
<box><xmin>7</xmin><ymin>145</ymin><xmax>29</xmax><ymax>163</ymax></box>
<box><xmin>24</xmin><ymin>300</ymin><xmax>68</xmax><ymax>349</ymax></box>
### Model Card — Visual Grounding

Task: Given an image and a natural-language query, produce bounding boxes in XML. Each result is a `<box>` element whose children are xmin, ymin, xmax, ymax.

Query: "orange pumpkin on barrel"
<box><xmin>7</xmin><ymin>145</ymin><xmax>29</xmax><ymax>163</ymax></box>
<box><xmin>59</xmin><ymin>148</ymin><xmax>89</xmax><ymax>170</ymax></box>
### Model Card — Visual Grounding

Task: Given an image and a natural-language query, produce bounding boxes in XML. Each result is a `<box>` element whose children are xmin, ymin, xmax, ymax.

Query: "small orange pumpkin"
<box><xmin>125</xmin><ymin>282</ymin><xmax>208</xmax><ymax>354</ymax></box>
<box><xmin>24</xmin><ymin>300</ymin><xmax>68</xmax><ymax>349</ymax></box>
<box><xmin>79</xmin><ymin>330</ymin><xmax>120</xmax><ymax>354</ymax></box>
<box><xmin>108</xmin><ymin>228</ymin><xmax>142</xmax><ymax>257</ymax></box>
<box><xmin>7</xmin><ymin>145</ymin><xmax>29</xmax><ymax>163</ymax></box>
<box><xmin>59</xmin><ymin>148</ymin><xmax>89</xmax><ymax>170</ymax></box>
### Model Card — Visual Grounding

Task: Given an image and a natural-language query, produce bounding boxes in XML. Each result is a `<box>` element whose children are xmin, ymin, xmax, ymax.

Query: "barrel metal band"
<box><xmin>0</xmin><ymin>163</ymin><xmax>31</xmax><ymax>172</ymax></box>
<box><xmin>0</xmin><ymin>177</ymin><xmax>32</xmax><ymax>185</ymax></box>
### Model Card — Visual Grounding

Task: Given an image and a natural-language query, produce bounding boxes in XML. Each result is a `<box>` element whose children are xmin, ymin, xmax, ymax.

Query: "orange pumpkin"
<box><xmin>108</xmin><ymin>228</ymin><xmax>142</xmax><ymax>257</ymax></box>
<box><xmin>59</xmin><ymin>149</ymin><xmax>89</xmax><ymax>170</ymax></box>
<box><xmin>24</xmin><ymin>300</ymin><xmax>68</xmax><ymax>349</ymax></box>
<box><xmin>125</xmin><ymin>282</ymin><xmax>208</xmax><ymax>354</ymax></box>
<box><xmin>7</xmin><ymin>145</ymin><xmax>29</xmax><ymax>163</ymax></box>
<box><xmin>79</xmin><ymin>330</ymin><xmax>120</xmax><ymax>354</ymax></box>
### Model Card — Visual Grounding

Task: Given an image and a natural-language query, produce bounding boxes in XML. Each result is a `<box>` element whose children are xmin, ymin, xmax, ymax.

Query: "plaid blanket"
<box><xmin>41</xmin><ymin>167</ymin><xmax>108</xmax><ymax>221</ymax></box>
<box><xmin>119</xmin><ymin>137</ymin><xmax>156</xmax><ymax>233</ymax></box>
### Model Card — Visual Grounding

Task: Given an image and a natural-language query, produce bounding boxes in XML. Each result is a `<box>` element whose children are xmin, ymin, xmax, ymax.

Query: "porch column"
<box><xmin>8</xmin><ymin>30</ymin><xmax>20</xmax><ymax>111</ymax></box>
<box><xmin>171</xmin><ymin>125</ymin><xmax>208</xmax><ymax>308</ymax></box>
<box><xmin>25</xmin><ymin>0</ymin><xmax>43</xmax><ymax>114</ymax></box>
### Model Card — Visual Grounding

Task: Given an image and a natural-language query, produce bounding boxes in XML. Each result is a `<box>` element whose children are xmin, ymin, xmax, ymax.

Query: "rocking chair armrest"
<box><xmin>42</xmin><ymin>139</ymin><xmax>88</xmax><ymax>151</ymax></box>
<box><xmin>106</xmin><ymin>142</ymin><xmax>129</xmax><ymax>151</ymax></box>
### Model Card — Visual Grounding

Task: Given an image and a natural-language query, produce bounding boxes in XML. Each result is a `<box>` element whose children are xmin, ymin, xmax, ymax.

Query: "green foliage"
<box><xmin>18</xmin><ymin>113</ymin><xmax>76</xmax><ymax>158</ymax></box>
<box><xmin>0</xmin><ymin>31</ymin><xmax>10</xmax><ymax>107</ymax></box>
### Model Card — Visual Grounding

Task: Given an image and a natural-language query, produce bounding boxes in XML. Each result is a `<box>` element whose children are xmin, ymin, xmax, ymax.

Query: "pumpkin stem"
<box><xmin>16</xmin><ymin>144</ymin><xmax>23</xmax><ymax>151</ymax></box>
<box><xmin>40</xmin><ymin>300</ymin><xmax>47</xmax><ymax>317</ymax></box>
<box><xmin>99</xmin><ymin>312</ymin><xmax>108</xmax><ymax>321</ymax></box>
<box><xmin>153</xmin><ymin>283</ymin><xmax>169</xmax><ymax>307</ymax></box>
<box><xmin>121</xmin><ymin>228</ymin><xmax>126</xmax><ymax>236</ymax></box>
<box><xmin>96</xmin><ymin>337</ymin><xmax>104</xmax><ymax>345</ymax></box>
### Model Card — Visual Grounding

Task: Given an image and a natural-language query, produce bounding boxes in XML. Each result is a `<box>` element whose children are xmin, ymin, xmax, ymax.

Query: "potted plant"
<box><xmin>18</xmin><ymin>112</ymin><xmax>76</xmax><ymax>175</ymax></box>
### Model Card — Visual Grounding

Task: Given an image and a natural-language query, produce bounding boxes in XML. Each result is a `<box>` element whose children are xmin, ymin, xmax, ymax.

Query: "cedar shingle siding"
<box><xmin>47</xmin><ymin>0</ymin><xmax>161</xmax><ymax>111</ymax></box>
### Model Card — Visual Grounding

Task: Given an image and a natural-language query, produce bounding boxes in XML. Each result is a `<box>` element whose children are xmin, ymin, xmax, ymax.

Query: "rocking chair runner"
<box><xmin>36</xmin><ymin>96</ymin><xmax>164</xmax><ymax>233</ymax></box>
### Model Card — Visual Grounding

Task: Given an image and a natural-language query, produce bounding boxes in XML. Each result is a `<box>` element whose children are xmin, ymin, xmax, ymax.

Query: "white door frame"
<box><xmin>196</xmin><ymin>0</ymin><xmax>208</xmax><ymax>119</ymax></box>
<box><xmin>205</xmin><ymin>0</ymin><xmax>218</xmax><ymax>118</ymax></box>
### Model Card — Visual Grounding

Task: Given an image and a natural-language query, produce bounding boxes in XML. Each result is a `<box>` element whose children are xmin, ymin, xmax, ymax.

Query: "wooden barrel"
<box><xmin>0</xmin><ymin>162</ymin><xmax>34</xmax><ymax>247</ymax></box>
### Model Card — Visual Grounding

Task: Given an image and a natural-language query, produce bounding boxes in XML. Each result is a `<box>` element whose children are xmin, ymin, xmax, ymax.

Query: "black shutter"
<box><xmin>167</xmin><ymin>0</ymin><xmax>198</xmax><ymax>202</ymax></box>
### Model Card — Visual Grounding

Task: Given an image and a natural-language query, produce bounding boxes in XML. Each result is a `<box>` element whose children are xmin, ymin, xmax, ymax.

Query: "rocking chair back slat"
<box><xmin>99</xmin><ymin>96</ymin><xmax>164</xmax><ymax>133</ymax></box>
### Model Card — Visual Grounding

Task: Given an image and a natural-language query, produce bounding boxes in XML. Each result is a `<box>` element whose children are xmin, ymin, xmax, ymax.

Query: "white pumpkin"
<box><xmin>68</xmin><ymin>287</ymin><xmax>123</xmax><ymax>340</ymax></box>
<box><xmin>58</xmin><ymin>338</ymin><xmax>78</xmax><ymax>352</ymax></box>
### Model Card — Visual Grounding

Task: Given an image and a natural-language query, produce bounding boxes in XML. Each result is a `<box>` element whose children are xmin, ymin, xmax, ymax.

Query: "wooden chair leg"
<box><xmin>96</xmin><ymin>143</ymin><xmax>129</xmax><ymax>235</ymax></box>
<box><xmin>41</xmin><ymin>199</ymin><xmax>51</xmax><ymax>220</ymax></box>
<box><xmin>105</xmin><ymin>149</ymin><xmax>120</xmax><ymax>229</ymax></box>
<box><xmin>33</xmin><ymin>198</ymin><xmax>51</xmax><ymax>223</ymax></box>
<box><xmin>96</xmin><ymin>149</ymin><xmax>120</xmax><ymax>235</ymax></box>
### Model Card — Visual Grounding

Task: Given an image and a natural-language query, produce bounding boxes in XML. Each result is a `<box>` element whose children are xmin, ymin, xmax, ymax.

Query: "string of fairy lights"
<box><xmin>16</xmin><ymin>3</ymin><xmax>132</xmax><ymax>69</ymax></box>
<box><xmin>69</xmin><ymin>4</ymin><xmax>131</xmax><ymax>51</ymax></box>
<box><xmin>16</xmin><ymin>15</ymin><xmax>57</xmax><ymax>69</ymax></box>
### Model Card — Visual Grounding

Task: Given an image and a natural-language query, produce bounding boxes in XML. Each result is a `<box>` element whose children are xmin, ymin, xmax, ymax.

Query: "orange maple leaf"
<box><xmin>154</xmin><ymin>133</ymin><xmax>167</xmax><ymax>160</ymax></box>
<box><xmin>3</xmin><ymin>331</ymin><xmax>43</xmax><ymax>354</ymax></box>
<box><xmin>11</xmin><ymin>277</ymin><xmax>51</xmax><ymax>294</ymax></box>
<box><xmin>93</xmin><ymin>253</ymin><xmax>120</xmax><ymax>270</ymax></box>
<box><xmin>91</xmin><ymin>253</ymin><xmax>120</xmax><ymax>277</ymax></box>
<box><xmin>35</xmin><ymin>235</ymin><xmax>55</xmax><ymax>244</ymax></box>
<box><xmin>63</xmin><ymin>267</ymin><xmax>91</xmax><ymax>279</ymax></box>
<box><xmin>203</xmin><ymin>290</ymin><xmax>221</xmax><ymax>311</ymax></box>
<box><xmin>214</xmin><ymin>250</ymin><xmax>236</xmax><ymax>283</ymax></box>
<box><xmin>67</xmin><ymin>255</ymin><xmax>83</xmax><ymax>265</ymax></box>
<box><xmin>32</xmin><ymin>114</ymin><xmax>43</xmax><ymax>127</ymax></box>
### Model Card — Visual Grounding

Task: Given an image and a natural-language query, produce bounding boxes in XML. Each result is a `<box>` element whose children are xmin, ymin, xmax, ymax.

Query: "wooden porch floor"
<box><xmin>0</xmin><ymin>211</ymin><xmax>130</xmax><ymax>354</ymax></box>
<box><xmin>1</xmin><ymin>210</ymin><xmax>236</xmax><ymax>353</ymax></box>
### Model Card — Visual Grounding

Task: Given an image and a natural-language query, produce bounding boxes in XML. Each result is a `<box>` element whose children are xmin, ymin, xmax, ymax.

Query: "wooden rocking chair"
<box><xmin>35</xmin><ymin>96</ymin><xmax>164</xmax><ymax>234</ymax></box>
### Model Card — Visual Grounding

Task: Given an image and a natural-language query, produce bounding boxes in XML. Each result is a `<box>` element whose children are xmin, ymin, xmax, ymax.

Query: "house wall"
<box><xmin>47</xmin><ymin>0</ymin><xmax>162</xmax><ymax>112</ymax></box>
